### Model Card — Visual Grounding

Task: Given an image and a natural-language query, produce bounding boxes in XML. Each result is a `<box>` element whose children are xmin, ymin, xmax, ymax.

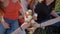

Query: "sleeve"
<box><xmin>21</xmin><ymin>0</ymin><xmax>28</xmax><ymax>11</ymax></box>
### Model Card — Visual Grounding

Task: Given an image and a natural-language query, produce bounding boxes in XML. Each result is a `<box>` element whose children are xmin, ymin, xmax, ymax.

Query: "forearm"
<box><xmin>51</xmin><ymin>10</ymin><xmax>59</xmax><ymax>17</ymax></box>
<box><xmin>41</xmin><ymin>17</ymin><xmax>60</xmax><ymax>27</ymax></box>
<box><xmin>0</xmin><ymin>16</ymin><xmax>4</xmax><ymax>23</ymax></box>
<box><xmin>11</xmin><ymin>27</ymin><xmax>22</xmax><ymax>34</ymax></box>
<box><xmin>19</xmin><ymin>8</ymin><xmax>26</xmax><ymax>20</ymax></box>
<box><xmin>11</xmin><ymin>22</ymin><xmax>30</xmax><ymax>34</ymax></box>
<box><xmin>21</xmin><ymin>22</ymin><xmax>31</xmax><ymax>30</ymax></box>
<box><xmin>21</xmin><ymin>0</ymin><xmax>28</xmax><ymax>11</ymax></box>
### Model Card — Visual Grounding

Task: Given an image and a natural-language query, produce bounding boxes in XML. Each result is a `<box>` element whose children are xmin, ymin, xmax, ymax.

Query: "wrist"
<box><xmin>20</xmin><ymin>27</ymin><xmax>23</xmax><ymax>31</ymax></box>
<box><xmin>0</xmin><ymin>20</ymin><xmax>4</xmax><ymax>23</ymax></box>
<box><xmin>40</xmin><ymin>23</ymin><xmax>44</xmax><ymax>27</ymax></box>
<box><xmin>40</xmin><ymin>23</ymin><xmax>42</xmax><ymax>27</ymax></box>
<box><xmin>40</xmin><ymin>23</ymin><xmax>45</xmax><ymax>29</ymax></box>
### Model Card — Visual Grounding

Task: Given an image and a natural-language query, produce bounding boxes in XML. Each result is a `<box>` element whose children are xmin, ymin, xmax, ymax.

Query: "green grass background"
<box><xmin>55</xmin><ymin>0</ymin><xmax>60</xmax><ymax>11</ymax></box>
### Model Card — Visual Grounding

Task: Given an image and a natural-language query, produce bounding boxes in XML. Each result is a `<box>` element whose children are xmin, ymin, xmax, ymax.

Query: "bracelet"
<box><xmin>40</xmin><ymin>24</ymin><xmax>41</xmax><ymax>28</ymax></box>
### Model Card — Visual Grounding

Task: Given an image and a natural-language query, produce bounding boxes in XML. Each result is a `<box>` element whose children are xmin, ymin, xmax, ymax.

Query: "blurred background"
<box><xmin>19</xmin><ymin>0</ymin><xmax>60</xmax><ymax>11</ymax></box>
<box><xmin>55</xmin><ymin>0</ymin><xmax>60</xmax><ymax>11</ymax></box>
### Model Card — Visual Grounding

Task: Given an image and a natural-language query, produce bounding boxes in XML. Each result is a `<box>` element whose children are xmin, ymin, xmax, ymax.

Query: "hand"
<box><xmin>33</xmin><ymin>23</ymin><xmax>45</xmax><ymax>29</ymax></box>
<box><xmin>40</xmin><ymin>23</ymin><xmax>45</xmax><ymax>29</ymax></box>
<box><xmin>21</xmin><ymin>22</ymin><xmax>31</xmax><ymax>30</ymax></box>
<box><xmin>2</xmin><ymin>21</ymin><xmax>10</xmax><ymax>29</ymax></box>
<box><xmin>40</xmin><ymin>26</ymin><xmax>45</xmax><ymax>29</ymax></box>
<box><xmin>33</xmin><ymin>23</ymin><xmax>40</xmax><ymax>28</ymax></box>
<box><xmin>27</xmin><ymin>27</ymin><xmax>36</xmax><ymax>34</ymax></box>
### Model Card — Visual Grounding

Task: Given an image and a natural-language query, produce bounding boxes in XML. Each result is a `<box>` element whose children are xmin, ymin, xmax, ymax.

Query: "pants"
<box><xmin>0</xmin><ymin>23</ymin><xmax>5</xmax><ymax>34</ymax></box>
<box><xmin>0</xmin><ymin>18</ymin><xmax>19</xmax><ymax>34</ymax></box>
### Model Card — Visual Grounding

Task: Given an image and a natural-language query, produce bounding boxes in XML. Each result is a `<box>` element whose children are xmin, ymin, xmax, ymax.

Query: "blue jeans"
<box><xmin>0</xmin><ymin>18</ymin><xmax>19</xmax><ymax>34</ymax></box>
<box><xmin>0</xmin><ymin>23</ymin><xmax>5</xmax><ymax>34</ymax></box>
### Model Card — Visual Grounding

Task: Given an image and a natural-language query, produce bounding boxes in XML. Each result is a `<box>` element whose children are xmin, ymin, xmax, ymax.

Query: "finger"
<box><xmin>4</xmin><ymin>26</ymin><xmax>10</xmax><ymax>29</ymax></box>
<box><xmin>21</xmin><ymin>22</ymin><xmax>30</xmax><ymax>29</ymax></box>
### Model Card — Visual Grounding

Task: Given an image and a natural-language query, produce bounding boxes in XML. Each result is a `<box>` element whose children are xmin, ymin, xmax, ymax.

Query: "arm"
<box><xmin>21</xmin><ymin>0</ymin><xmax>28</xmax><ymax>11</ymax></box>
<box><xmin>41</xmin><ymin>17</ymin><xmax>60</xmax><ymax>27</ymax></box>
<box><xmin>11</xmin><ymin>27</ymin><xmax>22</xmax><ymax>34</ymax></box>
<box><xmin>51</xmin><ymin>10</ymin><xmax>59</xmax><ymax>17</ymax></box>
<box><xmin>20</xmin><ymin>0</ymin><xmax>28</xmax><ymax>19</ymax></box>
<box><xmin>11</xmin><ymin>22</ymin><xmax>31</xmax><ymax>34</ymax></box>
<box><xmin>50</xmin><ymin>0</ymin><xmax>59</xmax><ymax>17</ymax></box>
<box><xmin>1</xmin><ymin>17</ymin><xmax>10</xmax><ymax>29</ymax></box>
<box><xmin>0</xmin><ymin>15</ymin><xmax>10</xmax><ymax>29</ymax></box>
<box><xmin>33</xmin><ymin>17</ymin><xmax>60</xmax><ymax>29</ymax></box>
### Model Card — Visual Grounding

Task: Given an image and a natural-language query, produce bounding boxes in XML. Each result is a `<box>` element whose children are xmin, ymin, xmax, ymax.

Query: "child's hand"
<box><xmin>21</xmin><ymin>22</ymin><xmax>31</xmax><ymax>30</ymax></box>
<box><xmin>2</xmin><ymin>22</ymin><xmax>10</xmax><ymax>29</ymax></box>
